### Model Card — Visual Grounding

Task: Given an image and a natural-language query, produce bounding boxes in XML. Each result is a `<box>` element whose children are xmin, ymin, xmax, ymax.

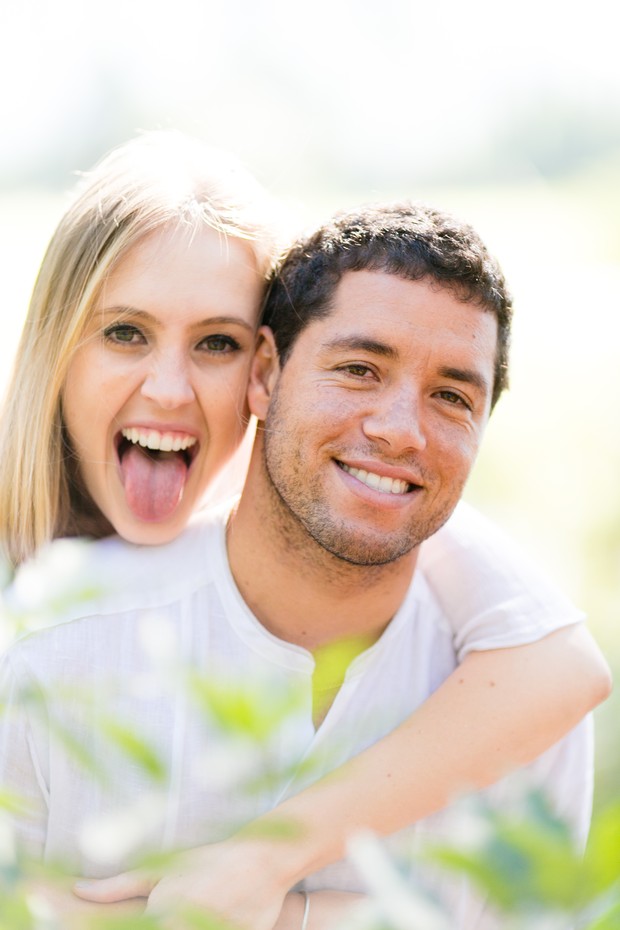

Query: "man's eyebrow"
<box><xmin>321</xmin><ymin>336</ymin><xmax>398</xmax><ymax>359</ymax></box>
<box><xmin>438</xmin><ymin>366</ymin><xmax>490</xmax><ymax>395</ymax></box>
<box><xmin>321</xmin><ymin>338</ymin><xmax>490</xmax><ymax>393</ymax></box>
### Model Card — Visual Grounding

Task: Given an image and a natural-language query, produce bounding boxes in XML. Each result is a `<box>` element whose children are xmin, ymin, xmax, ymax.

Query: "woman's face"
<box><xmin>62</xmin><ymin>224</ymin><xmax>265</xmax><ymax>545</ymax></box>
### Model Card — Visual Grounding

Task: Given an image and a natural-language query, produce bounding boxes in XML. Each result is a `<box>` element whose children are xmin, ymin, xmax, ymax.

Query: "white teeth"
<box><xmin>341</xmin><ymin>464</ymin><xmax>410</xmax><ymax>495</ymax></box>
<box><xmin>121</xmin><ymin>428</ymin><xmax>197</xmax><ymax>453</ymax></box>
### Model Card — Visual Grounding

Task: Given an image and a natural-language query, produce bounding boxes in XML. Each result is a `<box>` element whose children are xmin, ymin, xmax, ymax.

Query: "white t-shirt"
<box><xmin>419</xmin><ymin>502</ymin><xmax>584</xmax><ymax>659</ymax></box>
<box><xmin>0</xmin><ymin>501</ymin><xmax>591</xmax><ymax>926</ymax></box>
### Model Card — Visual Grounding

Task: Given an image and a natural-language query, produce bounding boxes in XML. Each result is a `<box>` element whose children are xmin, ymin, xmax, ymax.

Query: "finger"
<box><xmin>73</xmin><ymin>870</ymin><xmax>154</xmax><ymax>902</ymax></box>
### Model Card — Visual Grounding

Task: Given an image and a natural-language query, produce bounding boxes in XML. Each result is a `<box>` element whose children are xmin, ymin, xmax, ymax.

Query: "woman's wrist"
<box><xmin>240</xmin><ymin>792</ymin><xmax>349</xmax><ymax>888</ymax></box>
<box><xmin>219</xmin><ymin>829</ymin><xmax>303</xmax><ymax>898</ymax></box>
<box><xmin>227</xmin><ymin>827</ymin><xmax>302</xmax><ymax>891</ymax></box>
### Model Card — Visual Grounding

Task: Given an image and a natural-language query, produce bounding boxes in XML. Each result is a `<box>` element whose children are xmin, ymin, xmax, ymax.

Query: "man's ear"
<box><xmin>248</xmin><ymin>326</ymin><xmax>280</xmax><ymax>420</ymax></box>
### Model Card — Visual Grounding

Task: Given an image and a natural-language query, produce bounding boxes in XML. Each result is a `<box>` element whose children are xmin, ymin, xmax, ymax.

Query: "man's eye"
<box><xmin>200</xmin><ymin>334</ymin><xmax>241</xmax><ymax>353</ymax></box>
<box><xmin>340</xmin><ymin>364</ymin><xmax>374</xmax><ymax>378</ymax></box>
<box><xmin>436</xmin><ymin>390</ymin><xmax>471</xmax><ymax>409</ymax></box>
<box><xmin>104</xmin><ymin>324</ymin><xmax>144</xmax><ymax>345</ymax></box>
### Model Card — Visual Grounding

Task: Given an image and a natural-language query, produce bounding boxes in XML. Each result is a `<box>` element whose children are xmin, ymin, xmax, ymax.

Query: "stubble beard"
<box><xmin>261</xmin><ymin>395</ymin><xmax>457</xmax><ymax>568</ymax></box>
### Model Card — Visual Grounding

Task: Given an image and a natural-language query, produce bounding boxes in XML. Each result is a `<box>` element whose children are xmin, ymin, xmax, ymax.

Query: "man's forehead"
<box><xmin>311</xmin><ymin>269</ymin><xmax>496</xmax><ymax>342</ymax></box>
<box><xmin>284</xmin><ymin>269</ymin><xmax>497</xmax><ymax>398</ymax></box>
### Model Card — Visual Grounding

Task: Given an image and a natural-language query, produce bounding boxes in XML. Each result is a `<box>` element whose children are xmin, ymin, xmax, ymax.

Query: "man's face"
<box><xmin>259</xmin><ymin>270</ymin><xmax>497</xmax><ymax>566</ymax></box>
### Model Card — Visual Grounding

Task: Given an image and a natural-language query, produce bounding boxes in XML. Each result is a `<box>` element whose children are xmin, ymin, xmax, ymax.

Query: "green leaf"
<box><xmin>48</xmin><ymin>719</ymin><xmax>107</xmax><ymax>783</ymax></box>
<box><xmin>97</xmin><ymin>718</ymin><xmax>167</xmax><ymax>783</ymax></box>
<box><xmin>0</xmin><ymin>787</ymin><xmax>33</xmax><ymax>815</ymax></box>
<box><xmin>187</xmin><ymin>673</ymin><xmax>304</xmax><ymax>740</ymax></box>
<box><xmin>582</xmin><ymin>801</ymin><xmax>620</xmax><ymax>899</ymax></box>
<box><xmin>0</xmin><ymin>894</ymin><xmax>41</xmax><ymax>930</ymax></box>
<box><xmin>587</xmin><ymin>900</ymin><xmax>620</xmax><ymax>930</ymax></box>
<box><xmin>425</xmin><ymin>795</ymin><xmax>584</xmax><ymax>913</ymax></box>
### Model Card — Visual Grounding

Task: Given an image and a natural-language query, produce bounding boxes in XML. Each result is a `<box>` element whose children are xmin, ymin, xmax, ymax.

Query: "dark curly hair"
<box><xmin>262</xmin><ymin>202</ymin><xmax>512</xmax><ymax>408</ymax></box>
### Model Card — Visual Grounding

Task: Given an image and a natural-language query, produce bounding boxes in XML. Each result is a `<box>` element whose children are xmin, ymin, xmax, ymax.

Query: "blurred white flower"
<box><xmin>6</xmin><ymin>539</ymin><xmax>108</xmax><ymax>629</ymax></box>
<box><xmin>138</xmin><ymin>611</ymin><xmax>180</xmax><ymax>665</ymax></box>
<box><xmin>192</xmin><ymin>736</ymin><xmax>266</xmax><ymax>793</ymax></box>
<box><xmin>78</xmin><ymin>792</ymin><xmax>167</xmax><ymax>865</ymax></box>
<box><xmin>23</xmin><ymin>892</ymin><xmax>62</xmax><ymax>930</ymax></box>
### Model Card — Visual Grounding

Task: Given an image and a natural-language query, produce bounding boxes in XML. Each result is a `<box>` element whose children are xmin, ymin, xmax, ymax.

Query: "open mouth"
<box><xmin>116</xmin><ymin>427</ymin><xmax>199</xmax><ymax>468</ymax></box>
<box><xmin>115</xmin><ymin>427</ymin><xmax>200</xmax><ymax>522</ymax></box>
<box><xmin>337</xmin><ymin>461</ymin><xmax>418</xmax><ymax>496</ymax></box>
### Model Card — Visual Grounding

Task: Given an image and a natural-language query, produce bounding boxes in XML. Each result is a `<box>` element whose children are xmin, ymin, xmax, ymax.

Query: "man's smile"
<box><xmin>337</xmin><ymin>461</ymin><xmax>414</xmax><ymax>496</ymax></box>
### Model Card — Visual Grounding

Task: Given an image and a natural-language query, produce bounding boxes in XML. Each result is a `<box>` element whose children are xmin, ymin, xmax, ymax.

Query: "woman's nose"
<box><xmin>140</xmin><ymin>351</ymin><xmax>195</xmax><ymax>409</ymax></box>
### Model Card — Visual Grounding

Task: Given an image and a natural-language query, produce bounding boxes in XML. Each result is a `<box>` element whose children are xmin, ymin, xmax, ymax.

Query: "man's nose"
<box><xmin>140</xmin><ymin>350</ymin><xmax>195</xmax><ymax>409</ymax></box>
<box><xmin>362</xmin><ymin>385</ymin><xmax>427</xmax><ymax>453</ymax></box>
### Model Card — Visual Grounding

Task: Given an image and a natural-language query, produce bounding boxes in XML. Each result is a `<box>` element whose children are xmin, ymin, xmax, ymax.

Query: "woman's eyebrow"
<box><xmin>97</xmin><ymin>308</ymin><xmax>254</xmax><ymax>331</ymax></box>
<box><xmin>199</xmin><ymin>316</ymin><xmax>255</xmax><ymax>331</ymax></box>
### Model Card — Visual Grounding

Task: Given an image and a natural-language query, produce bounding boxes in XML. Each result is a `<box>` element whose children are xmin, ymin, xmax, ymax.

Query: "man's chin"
<box><xmin>309</xmin><ymin>528</ymin><xmax>418</xmax><ymax>567</ymax></box>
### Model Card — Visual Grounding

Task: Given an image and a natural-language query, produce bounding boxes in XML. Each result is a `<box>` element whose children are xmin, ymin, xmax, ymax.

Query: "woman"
<box><xmin>0</xmin><ymin>132</ymin><xmax>610</xmax><ymax>929</ymax></box>
<box><xmin>0</xmin><ymin>130</ymin><xmax>277</xmax><ymax>567</ymax></box>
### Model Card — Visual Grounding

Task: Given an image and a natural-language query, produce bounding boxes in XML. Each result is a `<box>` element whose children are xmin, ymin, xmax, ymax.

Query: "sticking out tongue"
<box><xmin>120</xmin><ymin>443</ymin><xmax>189</xmax><ymax>522</ymax></box>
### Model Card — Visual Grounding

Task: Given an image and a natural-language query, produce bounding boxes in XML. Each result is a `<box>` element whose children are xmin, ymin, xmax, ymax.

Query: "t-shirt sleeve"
<box><xmin>0</xmin><ymin>649</ymin><xmax>49</xmax><ymax>859</ymax></box>
<box><xmin>418</xmin><ymin>502</ymin><xmax>585</xmax><ymax>661</ymax></box>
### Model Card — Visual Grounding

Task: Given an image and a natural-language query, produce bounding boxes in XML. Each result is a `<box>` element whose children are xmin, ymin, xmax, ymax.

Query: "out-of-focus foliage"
<box><xmin>0</xmin><ymin>543</ymin><xmax>620</xmax><ymax>930</ymax></box>
<box><xmin>2</xmin><ymin>542</ymin><xmax>619</xmax><ymax>929</ymax></box>
<box><xmin>349</xmin><ymin>797</ymin><xmax>620</xmax><ymax>930</ymax></box>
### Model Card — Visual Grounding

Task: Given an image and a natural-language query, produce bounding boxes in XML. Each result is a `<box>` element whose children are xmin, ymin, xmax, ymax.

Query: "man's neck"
<box><xmin>226</xmin><ymin>455</ymin><xmax>418</xmax><ymax>653</ymax></box>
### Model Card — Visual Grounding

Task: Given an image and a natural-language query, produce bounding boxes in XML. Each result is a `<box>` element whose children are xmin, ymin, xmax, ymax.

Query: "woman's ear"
<box><xmin>247</xmin><ymin>326</ymin><xmax>280</xmax><ymax>420</ymax></box>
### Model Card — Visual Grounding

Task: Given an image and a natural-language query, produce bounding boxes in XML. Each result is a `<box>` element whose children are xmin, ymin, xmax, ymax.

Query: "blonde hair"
<box><xmin>0</xmin><ymin>131</ymin><xmax>279</xmax><ymax>569</ymax></box>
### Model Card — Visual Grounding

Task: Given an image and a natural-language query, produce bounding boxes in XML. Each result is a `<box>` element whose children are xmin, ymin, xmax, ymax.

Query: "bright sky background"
<box><xmin>2</xmin><ymin>0</ymin><xmax>619</xmax><ymax>191</ymax></box>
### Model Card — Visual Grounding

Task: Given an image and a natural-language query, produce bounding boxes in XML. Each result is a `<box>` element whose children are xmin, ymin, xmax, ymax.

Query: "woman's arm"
<box><xmin>252</xmin><ymin>624</ymin><xmax>610</xmax><ymax>877</ymax></box>
<box><xmin>16</xmin><ymin>877</ymin><xmax>145</xmax><ymax>929</ymax></box>
<box><xmin>31</xmin><ymin>880</ymin><xmax>361</xmax><ymax>930</ymax></box>
<box><xmin>75</xmin><ymin>623</ymin><xmax>611</xmax><ymax>925</ymax></box>
<box><xmin>76</xmin><ymin>856</ymin><xmax>364</xmax><ymax>930</ymax></box>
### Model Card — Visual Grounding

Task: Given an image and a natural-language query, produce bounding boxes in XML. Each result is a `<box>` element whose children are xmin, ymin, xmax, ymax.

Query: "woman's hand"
<box><xmin>74</xmin><ymin>835</ymin><xmax>295</xmax><ymax>930</ymax></box>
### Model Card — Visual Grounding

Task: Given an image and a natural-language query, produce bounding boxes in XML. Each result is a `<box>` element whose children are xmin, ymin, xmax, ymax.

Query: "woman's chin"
<box><xmin>109</xmin><ymin>505</ymin><xmax>191</xmax><ymax>547</ymax></box>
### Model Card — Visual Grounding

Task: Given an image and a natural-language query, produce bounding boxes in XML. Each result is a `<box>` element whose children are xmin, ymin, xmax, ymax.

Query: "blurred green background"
<box><xmin>1</xmin><ymin>0</ymin><xmax>618</xmax><ymax>810</ymax></box>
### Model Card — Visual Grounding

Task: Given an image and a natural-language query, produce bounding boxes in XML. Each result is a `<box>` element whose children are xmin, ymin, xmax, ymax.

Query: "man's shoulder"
<box><xmin>422</xmin><ymin>500</ymin><xmax>581</xmax><ymax>614</ymax></box>
<box><xmin>417</xmin><ymin>501</ymin><xmax>584</xmax><ymax>657</ymax></box>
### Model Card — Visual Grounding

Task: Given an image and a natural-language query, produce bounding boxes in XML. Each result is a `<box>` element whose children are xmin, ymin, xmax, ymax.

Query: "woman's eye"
<box><xmin>200</xmin><ymin>334</ymin><xmax>241</xmax><ymax>354</ymax></box>
<box><xmin>103</xmin><ymin>324</ymin><xmax>144</xmax><ymax>345</ymax></box>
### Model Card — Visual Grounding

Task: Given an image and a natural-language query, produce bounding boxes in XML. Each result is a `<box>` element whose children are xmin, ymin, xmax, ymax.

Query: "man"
<box><xmin>0</xmin><ymin>203</ymin><xmax>605</xmax><ymax>929</ymax></box>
